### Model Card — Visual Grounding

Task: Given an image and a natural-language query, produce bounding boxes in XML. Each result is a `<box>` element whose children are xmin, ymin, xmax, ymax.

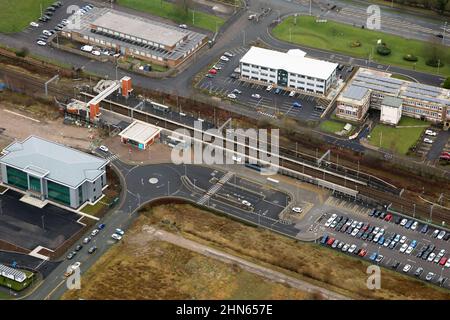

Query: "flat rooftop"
<box><xmin>92</xmin><ymin>11</ymin><xmax>186</xmax><ymax>48</ymax></box>
<box><xmin>341</xmin><ymin>85</ymin><xmax>370</xmax><ymax>101</ymax></box>
<box><xmin>240</xmin><ymin>46</ymin><xmax>338</xmax><ymax>80</ymax></box>
<box><xmin>119</xmin><ymin>120</ymin><xmax>161</xmax><ymax>145</ymax></box>
<box><xmin>0</xmin><ymin>136</ymin><xmax>108</xmax><ymax>188</ymax></box>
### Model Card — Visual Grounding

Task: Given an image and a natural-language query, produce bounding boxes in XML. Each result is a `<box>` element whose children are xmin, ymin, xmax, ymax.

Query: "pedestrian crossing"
<box><xmin>198</xmin><ymin>171</ymin><xmax>235</xmax><ymax>205</ymax></box>
<box><xmin>105</xmin><ymin>153</ymin><xmax>120</xmax><ymax>162</ymax></box>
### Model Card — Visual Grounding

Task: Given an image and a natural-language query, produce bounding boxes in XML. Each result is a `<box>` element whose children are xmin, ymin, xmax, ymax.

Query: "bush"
<box><xmin>426</xmin><ymin>59</ymin><xmax>444</xmax><ymax>68</ymax></box>
<box><xmin>350</xmin><ymin>40</ymin><xmax>361</xmax><ymax>48</ymax></box>
<box><xmin>443</xmin><ymin>77</ymin><xmax>450</xmax><ymax>89</ymax></box>
<box><xmin>403</xmin><ymin>54</ymin><xmax>418</xmax><ymax>62</ymax></box>
<box><xmin>15</xmin><ymin>47</ymin><xmax>29</xmax><ymax>58</ymax></box>
<box><xmin>376</xmin><ymin>44</ymin><xmax>391</xmax><ymax>56</ymax></box>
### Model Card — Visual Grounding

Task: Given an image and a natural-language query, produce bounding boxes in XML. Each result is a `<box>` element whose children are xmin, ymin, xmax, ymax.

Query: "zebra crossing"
<box><xmin>104</xmin><ymin>153</ymin><xmax>120</xmax><ymax>162</ymax></box>
<box><xmin>198</xmin><ymin>171</ymin><xmax>235</xmax><ymax>205</ymax></box>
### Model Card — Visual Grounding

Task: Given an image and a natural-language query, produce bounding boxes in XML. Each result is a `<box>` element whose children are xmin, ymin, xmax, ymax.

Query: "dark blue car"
<box><xmin>98</xmin><ymin>223</ymin><xmax>106</xmax><ymax>230</ymax></box>
<box><xmin>292</xmin><ymin>101</ymin><xmax>302</xmax><ymax>108</ymax></box>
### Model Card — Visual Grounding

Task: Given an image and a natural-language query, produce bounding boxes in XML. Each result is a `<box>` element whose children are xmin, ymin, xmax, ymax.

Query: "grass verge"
<box><xmin>0</xmin><ymin>0</ymin><xmax>54</xmax><ymax>33</ymax></box>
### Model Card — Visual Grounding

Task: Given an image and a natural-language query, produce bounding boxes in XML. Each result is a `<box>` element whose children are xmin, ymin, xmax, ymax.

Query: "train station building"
<box><xmin>118</xmin><ymin>120</ymin><xmax>161</xmax><ymax>150</ymax></box>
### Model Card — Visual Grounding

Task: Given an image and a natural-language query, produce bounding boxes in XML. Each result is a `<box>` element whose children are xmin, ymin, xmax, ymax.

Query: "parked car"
<box><xmin>437</xmin><ymin>230</ymin><xmax>446</xmax><ymax>240</ymax></box>
<box><xmin>223</xmin><ymin>51</ymin><xmax>234</xmax><ymax>57</ymax></box>
<box><xmin>411</xmin><ymin>221</ymin><xmax>419</xmax><ymax>231</ymax></box>
<box><xmin>42</xmin><ymin>29</ymin><xmax>53</xmax><ymax>36</ymax></box>
<box><xmin>30</xmin><ymin>22</ymin><xmax>39</xmax><ymax>27</ymax></box>
<box><xmin>348</xmin><ymin>244</ymin><xmax>357</xmax><ymax>253</ymax></box>
<box><xmin>98</xmin><ymin>223</ymin><xmax>106</xmax><ymax>230</ymax></box>
<box><xmin>358</xmin><ymin>249</ymin><xmax>367</xmax><ymax>257</ymax></box>
<box><xmin>266</xmin><ymin>85</ymin><xmax>273</xmax><ymax>91</ymax></box>
<box><xmin>66</xmin><ymin>252</ymin><xmax>74</xmax><ymax>260</ymax></box>
<box><xmin>99</xmin><ymin>145</ymin><xmax>109</xmax><ymax>152</ymax></box>
<box><xmin>326</xmin><ymin>237</ymin><xmax>335</xmax><ymax>246</ymax></box>
<box><xmin>420</xmin><ymin>224</ymin><xmax>428</xmax><ymax>234</ymax></box>
<box><xmin>289</xmin><ymin>91</ymin><xmax>296</xmax><ymax>97</ymax></box>
<box><xmin>425</xmin><ymin>272</ymin><xmax>435</xmax><ymax>281</ymax></box>
<box><xmin>227</xmin><ymin>93</ymin><xmax>237</xmax><ymax>99</ymax></box>
<box><xmin>432</xmin><ymin>229</ymin><xmax>440</xmax><ymax>238</ymax></box>
<box><xmin>75</xmin><ymin>244</ymin><xmax>83</xmax><ymax>251</ymax></box>
<box><xmin>427</xmin><ymin>252</ymin><xmax>436</xmax><ymax>262</ymax></box>
<box><xmin>219</xmin><ymin>56</ymin><xmax>230</xmax><ymax>62</ymax></box>
<box><xmin>403</xmin><ymin>264</ymin><xmax>412</xmax><ymax>273</ymax></box>
<box><xmin>320</xmin><ymin>234</ymin><xmax>328</xmax><ymax>244</ymax></box>
<box><xmin>391</xmin><ymin>260</ymin><xmax>400</xmax><ymax>269</ymax></box>
<box><xmin>405</xmin><ymin>220</ymin><xmax>413</xmax><ymax>229</ymax></box>
<box><xmin>414</xmin><ymin>267</ymin><xmax>424</xmax><ymax>277</ymax></box>
<box><xmin>400</xmin><ymin>218</ymin><xmax>408</xmax><ymax>226</ymax></box>
<box><xmin>178</xmin><ymin>24</ymin><xmax>188</xmax><ymax>29</ymax></box>
<box><xmin>232</xmin><ymin>89</ymin><xmax>242</xmax><ymax>95</ymax></box>
<box><xmin>369</xmin><ymin>252</ymin><xmax>377</xmax><ymax>261</ymax></box>
<box><xmin>423</xmin><ymin>138</ymin><xmax>433</xmax><ymax>144</ymax></box>
<box><xmin>341</xmin><ymin>244</ymin><xmax>350</xmax><ymax>252</ymax></box>
<box><xmin>274</xmin><ymin>88</ymin><xmax>281</xmax><ymax>94</ymax></box>
<box><xmin>111</xmin><ymin>233</ymin><xmax>122</xmax><ymax>241</ymax></box>
<box><xmin>91</xmin><ymin>229</ymin><xmax>99</xmax><ymax>237</ymax></box>
<box><xmin>208</xmin><ymin>69</ymin><xmax>217</xmax><ymax>75</ymax></box>
<box><xmin>36</xmin><ymin>40</ymin><xmax>47</xmax><ymax>46</ymax></box>
<box><xmin>241</xmin><ymin>200</ymin><xmax>252</xmax><ymax>207</ymax></box>
<box><xmin>88</xmin><ymin>246</ymin><xmax>97</xmax><ymax>254</ymax></box>
<box><xmin>82</xmin><ymin>237</ymin><xmax>91</xmax><ymax>244</ymax></box>
<box><xmin>400</xmin><ymin>243</ymin><xmax>408</xmax><ymax>253</ymax></box>
<box><xmin>251</xmin><ymin>93</ymin><xmax>261</xmax><ymax>99</ymax></box>
<box><xmin>291</xmin><ymin>207</ymin><xmax>302</xmax><ymax>214</ymax></box>
<box><xmin>292</xmin><ymin>101</ymin><xmax>302</xmax><ymax>108</ymax></box>
<box><xmin>384</xmin><ymin>214</ymin><xmax>392</xmax><ymax>222</ymax></box>
<box><xmin>375</xmin><ymin>254</ymin><xmax>384</xmax><ymax>263</ymax></box>
<box><xmin>425</xmin><ymin>129</ymin><xmax>437</xmax><ymax>136</ymax></box>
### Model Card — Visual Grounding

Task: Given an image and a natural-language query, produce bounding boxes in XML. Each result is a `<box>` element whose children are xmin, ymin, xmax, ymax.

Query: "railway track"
<box><xmin>1</xmin><ymin>66</ymin><xmax>448</xmax><ymax>225</ymax></box>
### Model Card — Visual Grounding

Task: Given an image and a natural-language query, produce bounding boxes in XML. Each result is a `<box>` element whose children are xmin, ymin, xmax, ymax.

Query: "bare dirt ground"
<box><xmin>62</xmin><ymin>216</ymin><xmax>318</xmax><ymax>300</ymax></box>
<box><xmin>0</xmin><ymin>101</ymin><xmax>99</xmax><ymax>151</ymax></box>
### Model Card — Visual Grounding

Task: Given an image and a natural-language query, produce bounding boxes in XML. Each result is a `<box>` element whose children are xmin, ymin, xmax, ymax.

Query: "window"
<box><xmin>29</xmin><ymin>176</ymin><xmax>41</xmax><ymax>192</ymax></box>
<box><xmin>47</xmin><ymin>181</ymin><xmax>70</xmax><ymax>206</ymax></box>
<box><xmin>6</xmin><ymin>167</ymin><xmax>28</xmax><ymax>190</ymax></box>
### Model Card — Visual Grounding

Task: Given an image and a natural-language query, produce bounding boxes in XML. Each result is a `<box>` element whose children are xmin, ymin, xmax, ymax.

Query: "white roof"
<box><xmin>0</xmin><ymin>136</ymin><xmax>108</xmax><ymax>188</ymax></box>
<box><xmin>240</xmin><ymin>46</ymin><xmax>338</xmax><ymax>80</ymax></box>
<box><xmin>119</xmin><ymin>120</ymin><xmax>161</xmax><ymax>145</ymax></box>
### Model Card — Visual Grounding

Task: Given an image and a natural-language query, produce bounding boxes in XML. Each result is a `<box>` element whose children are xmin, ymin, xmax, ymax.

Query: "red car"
<box><xmin>384</xmin><ymin>214</ymin><xmax>393</xmax><ymax>222</ymax></box>
<box><xmin>326</xmin><ymin>237</ymin><xmax>335</xmax><ymax>246</ymax></box>
<box><xmin>439</xmin><ymin>257</ymin><xmax>448</xmax><ymax>266</ymax></box>
<box><xmin>358</xmin><ymin>249</ymin><xmax>367</xmax><ymax>257</ymax></box>
<box><xmin>208</xmin><ymin>69</ymin><xmax>217</xmax><ymax>75</ymax></box>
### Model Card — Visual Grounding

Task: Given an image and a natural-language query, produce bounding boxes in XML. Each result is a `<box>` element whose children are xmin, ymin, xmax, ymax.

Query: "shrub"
<box><xmin>15</xmin><ymin>47</ymin><xmax>29</xmax><ymax>58</ymax></box>
<box><xmin>350</xmin><ymin>40</ymin><xmax>361</xmax><ymax>48</ymax></box>
<box><xmin>426</xmin><ymin>58</ymin><xmax>444</xmax><ymax>68</ymax></box>
<box><xmin>442</xmin><ymin>77</ymin><xmax>450</xmax><ymax>89</ymax></box>
<box><xmin>403</xmin><ymin>54</ymin><xmax>418</xmax><ymax>62</ymax></box>
<box><xmin>376</xmin><ymin>44</ymin><xmax>391</xmax><ymax>56</ymax></box>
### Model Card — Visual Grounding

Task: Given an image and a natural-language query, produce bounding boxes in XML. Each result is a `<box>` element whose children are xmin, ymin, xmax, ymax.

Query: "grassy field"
<box><xmin>272</xmin><ymin>16</ymin><xmax>450</xmax><ymax>75</ymax></box>
<box><xmin>62</xmin><ymin>217</ymin><xmax>313</xmax><ymax>299</ymax></box>
<box><xmin>117</xmin><ymin>0</ymin><xmax>225</xmax><ymax>32</ymax></box>
<box><xmin>65</xmin><ymin>203</ymin><xmax>450</xmax><ymax>300</ymax></box>
<box><xmin>0</xmin><ymin>0</ymin><xmax>54</xmax><ymax>33</ymax></box>
<box><xmin>368</xmin><ymin>117</ymin><xmax>428</xmax><ymax>154</ymax></box>
<box><xmin>319</xmin><ymin>120</ymin><xmax>347</xmax><ymax>134</ymax></box>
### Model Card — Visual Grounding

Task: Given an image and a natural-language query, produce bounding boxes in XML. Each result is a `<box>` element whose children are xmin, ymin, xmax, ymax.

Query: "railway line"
<box><xmin>0</xmin><ymin>66</ymin><xmax>448</xmax><ymax>225</ymax></box>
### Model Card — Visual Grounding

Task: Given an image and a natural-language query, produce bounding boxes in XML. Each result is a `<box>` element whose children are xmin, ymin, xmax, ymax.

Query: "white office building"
<box><xmin>239</xmin><ymin>46</ymin><xmax>338</xmax><ymax>96</ymax></box>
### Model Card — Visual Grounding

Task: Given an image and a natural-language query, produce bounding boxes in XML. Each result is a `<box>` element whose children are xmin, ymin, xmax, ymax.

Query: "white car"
<box><xmin>330</xmin><ymin>213</ymin><xmax>337</xmax><ymax>220</ymax></box>
<box><xmin>91</xmin><ymin>50</ymin><xmax>101</xmax><ymax>56</ymax></box>
<box><xmin>91</xmin><ymin>229</ymin><xmax>99</xmax><ymax>237</ymax></box>
<box><xmin>373</xmin><ymin>227</ymin><xmax>380</xmax><ymax>234</ymax></box>
<box><xmin>402</xmin><ymin>264</ymin><xmax>412</xmax><ymax>273</ymax></box>
<box><xmin>70</xmin><ymin>262</ymin><xmax>81</xmax><ymax>271</ymax></box>
<box><xmin>324</xmin><ymin>218</ymin><xmax>334</xmax><ymax>228</ymax></box>
<box><xmin>227</xmin><ymin>93</ymin><xmax>237</xmax><ymax>99</ymax></box>
<box><xmin>351</xmin><ymin>220</ymin><xmax>358</xmax><ymax>228</ymax></box>
<box><xmin>348</xmin><ymin>244</ymin><xmax>357</xmax><ymax>254</ymax></box>
<box><xmin>111</xmin><ymin>233</ymin><xmax>122</xmax><ymax>241</ymax></box>
<box><xmin>341</xmin><ymin>244</ymin><xmax>350</xmax><ymax>252</ymax></box>
<box><xmin>30</xmin><ymin>22</ymin><xmax>39</xmax><ymax>27</ymax></box>
<box><xmin>42</xmin><ymin>29</ymin><xmax>53</xmax><ymax>36</ymax></box>
<box><xmin>437</xmin><ymin>230</ymin><xmax>446</xmax><ymax>240</ymax></box>
<box><xmin>400</xmin><ymin>218</ymin><xmax>408</xmax><ymax>226</ymax></box>
<box><xmin>99</xmin><ymin>145</ymin><xmax>109</xmax><ymax>152</ymax></box>
<box><xmin>223</xmin><ymin>52</ymin><xmax>234</xmax><ymax>57</ymax></box>
<box><xmin>220</xmin><ymin>56</ymin><xmax>230</xmax><ymax>62</ymax></box>
<box><xmin>399</xmin><ymin>243</ymin><xmax>408</xmax><ymax>253</ymax></box>
<box><xmin>61</xmin><ymin>19</ymin><xmax>69</xmax><ymax>25</ymax></box>
<box><xmin>251</xmin><ymin>93</ymin><xmax>261</xmax><ymax>99</ymax></box>
<box><xmin>241</xmin><ymin>200</ymin><xmax>252</xmax><ymax>207</ymax></box>
<box><xmin>411</xmin><ymin>221</ymin><xmax>419</xmax><ymax>231</ymax></box>
<box><xmin>81</xmin><ymin>45</ymin><xmax>93</xmax><ymax>52</ymax></box>
<box><xmin>351</xmin><ymin>228</ymin><xmax>359</xmax><ymax>237</ymax></box>
<box><xmin>266</xmin><ymin>85</ymin><xmax>273</xmax><ymax>91</ymax></box>
<box><xmin>289</xmin><ymin>91</ymin><xmax>296</xmax><ymax>97</ymax></box>
<box><xmin>427</xmin><ymin>252</ymin><xmax>436</xmax><ymax>262</ymax></box>
<box><xmin>425</xmin><ymin>129</ymin><xmax>437</xmax><ymax>136</ymax></box>
<box><xmin>115</xmin><ymin>228</ymin><xmax>125</xmax><ymax>236</ymax></box>
<box><xmin>423</xmin><ymin>138</ymin><xmax>433</xmax><ymax>144</ymax></box>
<box><xmin>178</xmin><ymin>24</ymin><xmax>188</xmax><ymax>29</ymax></box>
<box><xmin>399</xmin><ymin>235</ymin><xmax>407</xmax><ymax>244</ymax></box>
<box><xmin>445</xmin><ymin>259</ymin><xmax>450</xmax><ymax>268</ymax></box>
<box><xmin>36</xmin><ymin>40</ymin><xmax>46</xmax><ymax>46</ymax></box>
<box><xmin>438</xmin><ymin>249</ymin><xmax>446</xmax><ymax>257</ymax></box>
<box><xmin>292</xmin><ymin>207</ymin><xmax>303</xmax><ymax>214</ymax></box>
<box><xmin>406</xmin><ymin>246</ymin><xmax>414</xmax><ymax>254</ymax></box>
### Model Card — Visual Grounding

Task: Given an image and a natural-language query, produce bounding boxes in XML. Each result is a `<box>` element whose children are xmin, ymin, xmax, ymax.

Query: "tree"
<box><xmin>15</xmin><ymin>47</ymin><xmax>29</xmax><ymax>58</ymax></box>
<box><xmin>443</xmin><ymin>77</ymin><xmax>450</xmax><ymax>89</ymax></box>
<box><xmin>424</xmin><ymin>36</ymin><xmax>446</xmax><ymax>68</ymax></box>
